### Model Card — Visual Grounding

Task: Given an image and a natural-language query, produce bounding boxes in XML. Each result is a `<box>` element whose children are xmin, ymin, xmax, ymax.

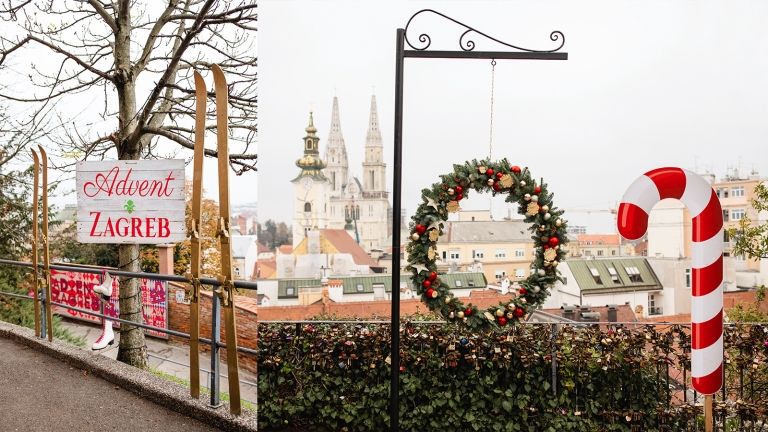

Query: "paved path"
<box><xmin>59</xmin><ymin>319</ymin><xmax>258</xmax><ymax>403</ymax></box>
<box><xmin>0</xmin><ymin>338</ymin><xmax>221</xmax><ymax>432</ymax></box>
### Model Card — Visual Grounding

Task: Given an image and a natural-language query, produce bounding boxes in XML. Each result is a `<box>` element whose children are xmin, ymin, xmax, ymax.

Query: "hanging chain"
<box><xmin>488</xmin><ymin>59</ymin><xmax>496</xmax><ymax>160</ymax></box>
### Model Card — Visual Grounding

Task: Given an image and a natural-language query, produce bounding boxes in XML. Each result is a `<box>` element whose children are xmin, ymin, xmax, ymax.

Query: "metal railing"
<box><xmin>0</xmin><ymin>258</ymin><xmax>257</xmax><ymax>409</ymax></box>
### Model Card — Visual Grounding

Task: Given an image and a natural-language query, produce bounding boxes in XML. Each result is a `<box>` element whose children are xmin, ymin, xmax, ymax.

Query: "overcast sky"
<box><xmin>257</xmin><ymin>0</ymin><xmax>768</xmax><ymax>233</ymax></box>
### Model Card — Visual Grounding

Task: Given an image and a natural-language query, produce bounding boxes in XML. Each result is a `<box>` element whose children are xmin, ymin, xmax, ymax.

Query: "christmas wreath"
<box><xmin>406</xmin><ymin>158</ymin><xmax>568</xmax><ymax>329</ymax></box>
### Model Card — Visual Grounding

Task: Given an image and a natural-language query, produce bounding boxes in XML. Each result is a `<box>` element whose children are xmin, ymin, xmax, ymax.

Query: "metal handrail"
<box><xmin>0</xmin><ymin>290</ymin><xmax>258</xmax><ymax>356</ymax></box>
<box><xmin>0</xmin><ymin>258</ymin><xmax>259</xmax><ymax>290</ymax></box>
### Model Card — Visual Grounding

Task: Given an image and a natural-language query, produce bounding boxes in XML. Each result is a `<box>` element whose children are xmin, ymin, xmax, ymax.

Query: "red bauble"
<box><xmin>425</xmin><ymin>288</ymin><xmax>435</xmax><ymax>298</ymax></box>
<box><xmin>543</xmin><ymin>245</ymin><xmax>550</xmax><ymax>250</ymax></box>
<box><xmin>456</xmin><ymin>194</ymin><xmax>464</xmax><ymax>201</ymax></box>
<box><xmin>486</xmin><ymin>168</ymin><xmax>494</xmax><ymax>177</ymax></box>
<box><xmin>455</xmin><ymin>185</ymin><xmax>463</xmax><ymax>194</ymax></box>
<box><xmin>428</xmin><ymin>271</ymin><xmax>437</xmax><ymax>281</ymax></box>
<box><xmin>492</xmin><ymin>183</ymin><xmax>501</xmax><ymax>192</ymax></box>
<box><xmin>519</xmin><ymin>287</ymin><xmax>528</xmax><ymax>296</ymax></box>
<box><xmin>548</xmin><ymin>237</ymin><xmax>559</xmax><ymax>247</ymax></box>
<box><xmin>511</xmin><ymin>166</ymin><xmax>521</xmax><ymax>174</ymax></box>
<box><xmin>514</xmin><ymin>307</ymin><xmax>525</xmax><ymax>318</ymax></box>
<box><xmin>498</xmin><ymin>316</ymin><xmax>508</xmax><ymax>326</ymax></box>
<box><xmin>496</xmin><ymin>172</ymin><xmax>504</xmax><ymax>179</ymax></box>
<box><xmin>534</xmin><ymin>186</ymin><xmax>542</xmax><ymax>194</ymax></box>
<box><xmin>422</xmin><ymin>280</ymin><xmax>432</xmax><ymax>289</ymax></box>
<box><xmin>415</xmin><ymin>224</ymin><xmax>427</xmax><ymax>235</ymax></box>
<box><xmin>464</xmin><ymin>307</ymin><xmax>473</xmax><ymax>316</ymax></box>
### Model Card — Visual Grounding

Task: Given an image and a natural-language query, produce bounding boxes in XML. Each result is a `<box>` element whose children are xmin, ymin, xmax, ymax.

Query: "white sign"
<box><xmin>76</xmin><ymin>160</ymin><xmax>186</xmax><ymax>244</ymax></box>
<box><xmin>175</xmin><ymin>288</ymin><xmax>189</xmax><ymax>304</ymax></box>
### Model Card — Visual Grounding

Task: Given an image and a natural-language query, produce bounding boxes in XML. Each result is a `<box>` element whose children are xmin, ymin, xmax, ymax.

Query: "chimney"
<box><xmin>607</xmin><ymin>304</ymin><xmax>618</xmax><ymax>323</ymax></box>
<box><xmin>562</xmin><ymin>305</ymin><xmax>576</xmax><ymax>320</ymax></box>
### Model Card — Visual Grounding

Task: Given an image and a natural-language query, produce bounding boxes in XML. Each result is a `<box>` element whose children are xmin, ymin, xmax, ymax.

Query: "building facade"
<box><xmin>292</xmin><ymin>96</ymin><xmax>391</xmax><ymax>252</ymax></box>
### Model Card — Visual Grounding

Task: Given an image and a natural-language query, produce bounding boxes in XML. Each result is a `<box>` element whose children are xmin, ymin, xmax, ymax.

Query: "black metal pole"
<box><xmin>390</xmin><ymin>27</ymin><xmax>405</xmax><ymax>432</ymax></box>
<box><xmin>210</xmin><ymin>294</ymin><xmax>222</xmax><ymax>407</ymax></box>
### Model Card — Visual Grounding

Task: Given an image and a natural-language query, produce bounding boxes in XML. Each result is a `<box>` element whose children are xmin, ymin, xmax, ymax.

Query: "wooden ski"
<box><xmin>30</xmin><ymin>149</ymin><xmax>41</xmax><ymax>337</ymax></box>
<box><xmin>188</xmin><ymin>70</ymin><xmax>207</xmax><ymax>399</ymax></box>
<box><xmin>39</xmin><ymin>145</ymin><xmax>53</xmax><ymax>342</ymax></box>
<box><xmin>212</xmin><ymin>64</ymin><xmax>241</xmax><ymax>415</ymax></box>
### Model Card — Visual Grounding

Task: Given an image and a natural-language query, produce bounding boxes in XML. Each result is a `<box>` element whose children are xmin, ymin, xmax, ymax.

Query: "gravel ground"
<box><xmin>0</xmin><ymin>337</ymin><xmax>221</xmax><ymax>432</ymax></box>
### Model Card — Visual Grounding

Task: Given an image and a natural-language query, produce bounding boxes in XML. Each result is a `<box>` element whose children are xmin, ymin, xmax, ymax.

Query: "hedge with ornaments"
<box><xmin>406</xmin><ymin>159</ymin><xmax>568</xmax><ymax>329</ymax></box>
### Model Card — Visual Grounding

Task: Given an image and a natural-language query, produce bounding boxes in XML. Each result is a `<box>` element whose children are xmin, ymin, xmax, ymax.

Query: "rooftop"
<box><xmin>443</xmin><ymin>220</ymin><xmax>531</xmax><ymax>244</ymax></box>
<box><xmin>566</xmin><ymin>257</ymin><xmax>662</xmax><ymax>294</ymax></box>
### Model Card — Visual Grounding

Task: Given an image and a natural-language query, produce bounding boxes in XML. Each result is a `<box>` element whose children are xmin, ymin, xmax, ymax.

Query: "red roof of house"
<box><xmin>254</xmin><ymin>259</ymin><xmax>276</xmax><ymax>279</ymax></box>
<box><xmin>320</xmin><ymin>229</ymin><xmax>378</xmax><ymax>268</ymax></box>
<box><xmin>257</xmin><ymin>242</ymin><xmax>271</xmax><ymax>254</ymax></box>
<box><xmin>577</xmin><ymin>234</ymin><xmax>620</xmax><ymax>246</ymax></box>
<box><xmin>278</xmin><ymin>245</ymin><xmax>293</xmax><ymax>254</ymax></box>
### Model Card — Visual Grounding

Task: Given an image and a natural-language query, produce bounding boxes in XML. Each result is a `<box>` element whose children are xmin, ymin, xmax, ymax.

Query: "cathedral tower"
<box><xmin>324</xmin><ymin>96</ymin><xmax>348</xmax><ymax>196</ymax></box>
<box><xmin>291</xmin><ymin>112</ymin><xmax>330</xmax><ymax>247</ymax></box>
<box><xmin>362</xmin><ymin>95</ymin><xmax>387</xmax><ymax>193</ymax></box>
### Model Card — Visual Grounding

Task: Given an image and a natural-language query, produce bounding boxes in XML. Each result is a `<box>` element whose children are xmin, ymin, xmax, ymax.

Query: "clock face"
<box><xmin>301</xmin><ymin>177</ymin><xmax>313</xmax><ymax>190</ymax></box>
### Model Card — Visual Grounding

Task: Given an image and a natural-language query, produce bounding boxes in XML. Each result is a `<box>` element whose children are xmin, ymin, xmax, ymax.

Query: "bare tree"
<box><xmin>0</xmin><ymin>0</ymin><xmax>257</xmax><ymax>367</ymax></box>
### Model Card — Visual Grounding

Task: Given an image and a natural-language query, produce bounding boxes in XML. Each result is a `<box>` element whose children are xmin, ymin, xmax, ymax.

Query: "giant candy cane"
<box><xmin>617</xmin><ymin>167</ymin><xmax>723</xmax><ymax>394</ymax></box>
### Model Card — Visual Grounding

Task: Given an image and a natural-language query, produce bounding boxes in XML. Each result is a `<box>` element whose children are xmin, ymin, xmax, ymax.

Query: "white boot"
<box><xmin>93</xmin><ymin>272</ymin><xmax>113</xmax><ymax>298</ymax></box>
<box><xmin>92</xmin><ymin>319</ymin><xmax>115</xmax><ymax>350</ymax></box>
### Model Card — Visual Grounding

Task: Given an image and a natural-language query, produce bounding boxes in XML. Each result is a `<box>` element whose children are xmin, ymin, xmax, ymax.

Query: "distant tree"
<box><xmin>1</xmin><ymin>0</ymin><xmax>257</xmax><ymax>368</ymax></box>
<box><xmin>276</xmin><ymin>222</ymin><xmax>292</xmax><ymax>247</ymax></box>
<box><xmin>727</xmin><ymin>183</ymin><xmax>768</xmax><ymax>260</ymax></box>
<box><xmin>257</xmin><ymin>219</ymin><xmax>293</xmax><ymax>250</ymax></box>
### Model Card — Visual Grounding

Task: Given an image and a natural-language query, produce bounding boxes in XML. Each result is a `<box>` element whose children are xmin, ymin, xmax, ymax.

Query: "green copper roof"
<box><xmin>567</xmin><ymin>258</ymin><xmax>662</xmax><ymax>294</ymax></box>
<box><xmin>277</xmin><ymin>272</ymin><xmax>487</xmax><ymax>299</ymax></box>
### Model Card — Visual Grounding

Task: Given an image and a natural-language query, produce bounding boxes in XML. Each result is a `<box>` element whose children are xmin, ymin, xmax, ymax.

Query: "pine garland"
<box><xmin>406</xmin><ymin>158</ymin><xmax>569</xmax><ymax>329</ymax></box>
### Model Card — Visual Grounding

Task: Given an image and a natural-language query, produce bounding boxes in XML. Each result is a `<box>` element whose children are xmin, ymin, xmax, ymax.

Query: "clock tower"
<box><xmin>291</xmin><ymin>112</ymin><xmax>331</xmax><ymax>247</ymax></box>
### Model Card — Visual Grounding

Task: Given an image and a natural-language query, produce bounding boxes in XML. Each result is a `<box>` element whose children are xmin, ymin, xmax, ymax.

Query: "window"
<box><xmin>234</xmin><ymin>267</ymin><xmax>241</xmax><ymax>277</ymax></box>
<box><xmin>331</xmin><ymin>172</ymin><xmax>336</xmax><ymax>190</ymax></box>
<box><xmin>731</xmin><ymin>209</ymin><xmax>745</xmax><ymax>221</ymax></box>
<box><xmin>589</xmin><ymin>267</ymin><xmax>602</xmax><ymax>284</ymax></box>
<box><xmin>356</xmin><ymin>283</ymin><xmax>364</xmax><ymax>292</ymax></box>
<box><xmin>286</xmin><ymin>286</ymin><xmax>295</xmax><ymax>296</ymax></box>
<box><xmin>515</xmin><ymin>269</ymin><xmax>525</xmax><ymax>278</ymax></box>
<box><xmin>494</xmin><ymin>270</ymin><xmax>507</xmax><ymax>280</ymax></box>
<box><xmin>584</xmin><ymin>250</ymin><xmax>592</xmax><ymax>256</ymax></box>
<box><xmin>472</xmin><ymin>250</ymin><xmax>484</xmax><ymax>259</ymax></box>
<box><xmin>449</xmin><ymin>250</ymin><xmax>460</xmax><ymax>260</ymax></box>
<box><xmin>625</xmin><ymin>266</ymin><xmax>643</xmax><ymax>283</ymax></box>
<box><xmin>369</xmin><ymin>205</ymin><xmax>373</xmax><ymax>217</ymax></box>
<box><xmin>717</xmin><ymin>188</ymin><xmax>729</xmax><ymax>198</ymax></box>
<box><xmin>685</xmin><ymin>268</ymin><xmax>691</xmax><ymax>288</ymax></box>
<box><xmin>515</xmin><ymin>249</ymin><xmax>525</xmax><ymax>258</ymax></box>
<box><xmin>467</xmin><ymin>280</ymin><xmax>476</xmax><ymax>287</ymax></box>
<box><xmin>722</xmin><ymin>209</ymin><xmax>729</xmax><ymax>222</ymax></box>
<box><xmin>611</xmin><ymin>250</ymin><xmax>617</xmax><ymax>256</ymax></box>
<box><xmin>731</xmin><ymin>186</ymin><xmax>745</xmax><ymax>197</ymax></box>
<box><xmin>454</xmin><ymin>280</ymin><xmax>463</xmax><ymax>287</ymax></box>
<box><xmin>597</xmin><ymin>250</ymin><xmax>604</xmax><ymax>256</ymax></box>
<box><xmin>355</xmin><ymin>205</ymin><xmax>360</xmax><ymax>220</ymax></box>
<box><xmin>442</xmin><ymin>251</ymin><xmax>447</xmax><ymax>260</ymax></box>
<box><xmin>304</xmin><ymin>202</ymin><xmax>312</xmax><ymax>213</ymax></box>
<box><xmin>723</xmin><ymin>230</ymin><xmax>731</xmax><ymax>243</ymax></box>
<box><xmin>495</xmin><ymin>249</ymin><xmax>507</xmax><ymax>258</ymax></box>
<box><xmin>607</xmin><ymin>267</ymin><xmax>620</xmax><ymax>283</ymax></box>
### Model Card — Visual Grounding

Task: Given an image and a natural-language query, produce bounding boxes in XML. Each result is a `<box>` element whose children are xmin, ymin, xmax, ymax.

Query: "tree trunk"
<box><xmin>113</xmin><ymin>0</ymin><xmax>147</xmax><ymax>368</ymax></box>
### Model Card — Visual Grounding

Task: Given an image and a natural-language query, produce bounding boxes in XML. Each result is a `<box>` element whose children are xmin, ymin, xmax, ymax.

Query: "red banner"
<box><xmin>49</xmin><ymin>268</ymin><xmax>168</xmax><ymax>338</ymax></box>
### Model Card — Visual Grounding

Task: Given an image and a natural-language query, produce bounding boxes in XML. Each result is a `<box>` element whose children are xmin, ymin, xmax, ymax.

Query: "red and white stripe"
<box><xmin>617</xmin><ymin>167</ymin><xmax>723</xmax><ymax>395</ymax></box>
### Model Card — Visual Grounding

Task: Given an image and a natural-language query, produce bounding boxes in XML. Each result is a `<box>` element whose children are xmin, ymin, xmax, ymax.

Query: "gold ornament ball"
<box><xmin>524</xmin><ymin>193</ymin><xmax>531</xmax><ymax>201</ymax></box>
<box><xmin>555</xmin><ymin>219</ymin><xmax>563</xmax><ymax>227</ymax></box>
<box><xmin>543</xmin><ymin>213</ymin><xmax>552</xmax><ymax>221</ymax></box>
<box><xmin>487</xmin><ymin>179</ymin><xmax>494</xmax><ymax>186</ymax></box>
<box><xmin>411</xmin><ymin>233</ymin><xmax>420</xmax><ymax>241</ymax></box>
<box><xmin>457</xmin><ymin>311</ymin><xmax>465</xmax><ymax>319</ymax></box>
<box><xmin>506</xmin><ymin>312</ymin><xmax>514</xmax><ymax>319</ymax></box>
<box><xmin>541</xmin><ymin>205</ymin><xmax>549</xmax><ymax>212</ymax></box>
<box><xmin>495</xmin><ymin>309</ymin><xmax>504</xmax><ymax>317</ymax></box>
<box><xmin>448</xmin><ymin>188</ymin><xmax>455</xmax><ymax>195</ymax></box>
<box><xmin>531</xmin><ymin>195</ymin><xmax>539</xmax><ymax>202</ymax></box>
<box><xmin>537</xmin><ymin>269</ymin><xmax>546</xmax><ymax>276</ymax></box>
<box><xmin>520</xmin><ymin>181</ymin><xmax>526</xmax><ymax>187</ymax></box>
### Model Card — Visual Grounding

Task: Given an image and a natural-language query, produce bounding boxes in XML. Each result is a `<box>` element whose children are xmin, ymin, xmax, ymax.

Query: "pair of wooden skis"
<box><xmin>31</xmin><ymin>146</ymin><xmax>52</xmax><ymax>342</ymax></box>
<box><xmin>189</xmin><ymin>65</ymin><xmax>242</xmax><ymax>415</ymax></box>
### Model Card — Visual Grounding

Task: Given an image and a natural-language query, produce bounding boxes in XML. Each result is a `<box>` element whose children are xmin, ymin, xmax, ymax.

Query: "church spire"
<box><xmin>365</xmin><ymin>94</ymin><xmax>382</xmax><ymax>147</ymax></box>
<box><xmin>324</xmin><ymin>96</ymin><xmax>348</xmax><ymax>194</ymax></box>
<box><xmin>293</xmin><ymin>112</ymin><xmax>327</xmax><ymax>180</ymax></box>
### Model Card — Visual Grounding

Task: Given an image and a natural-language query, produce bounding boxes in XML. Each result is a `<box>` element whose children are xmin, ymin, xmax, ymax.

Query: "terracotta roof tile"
<box><xmin>319</xmin><ymin>229</ymin><xmax>378</xmax><ymax>268</ymax></box>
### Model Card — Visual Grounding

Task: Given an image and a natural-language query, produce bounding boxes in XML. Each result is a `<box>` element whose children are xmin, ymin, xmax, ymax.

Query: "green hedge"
<box><xmin>257</xmin><ymin>322</ymin><xmax>763</xmax><ymax>431</ymax></box>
